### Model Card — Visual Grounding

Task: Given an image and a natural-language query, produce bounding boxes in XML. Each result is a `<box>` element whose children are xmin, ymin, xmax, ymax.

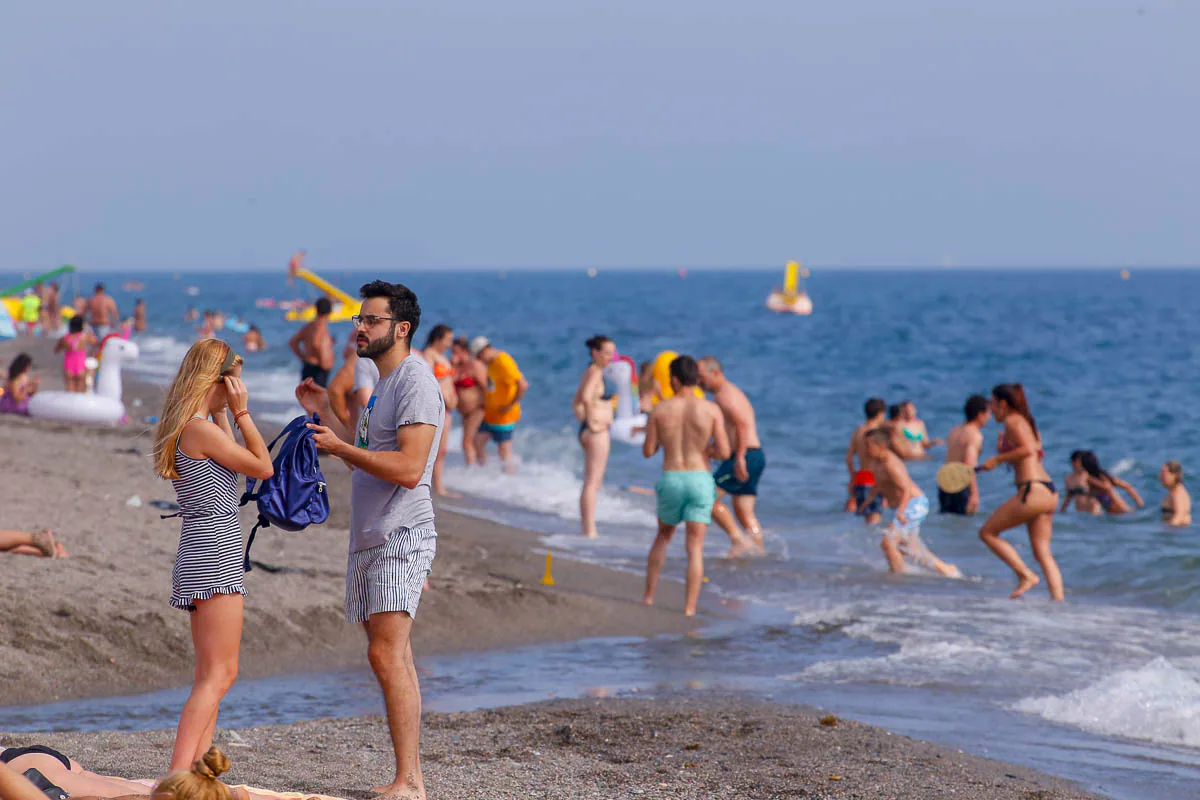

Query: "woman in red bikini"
<box><xmin>421</xmin><ymin>324</ymin><xmax>460</xmax><ymax>497</ymax></box>
<box><xmin>977</xmin><ymin>383</ymin><xmax>1063</xmax><ymax>601</ymax></box>
<box><xmin>452</xmin><ymin>336</ymin><xmax>487</xmax><ymax>465</ymax></box>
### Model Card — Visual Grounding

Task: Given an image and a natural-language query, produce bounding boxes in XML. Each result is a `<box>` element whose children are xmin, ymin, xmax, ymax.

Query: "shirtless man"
<box><xmin>862</xmin><ymin>429</ymin><xmax>959</xmax><ymax>577</ymax></box>
<box><xmin>698</xmin><ymin>356</ymin><xmax>766</xmax><ymax>556</ymax></box>
<box><xmin>845</xmin><ymin>397</ymin><xmax>888</xmax><ymax>524</ymax></box>
<box><xmin>42</xmin><ymin>281</ymin><xmax>60</xmax><ymax>333</ymax></box>
<box><xmin>289</xmin><ymin>297</ymin><xmax>335</xmax><ymax>387</ymax></box>
<box><xmin>940</xmin><ymin>395</ymin><xmax>990</xmax><ymax>515</ymax></box>
<box><xmin>84</xmin><ymin>283</ymin><xmax>118</xmax><ymax>337</ymax></box>
<box><xmin>642</xmin><ymin>355</ymin><xmax>730</xmax><ymax>616</ymax></box>
<box><xmin>132</xmin><ymin>299</ymin><xmax>147</xmax><ymax>333</ymax></box>
<box><xmin>896</xmin><ymin>400</ymin><xmax>943</xmax><ymax>460</ymax></box>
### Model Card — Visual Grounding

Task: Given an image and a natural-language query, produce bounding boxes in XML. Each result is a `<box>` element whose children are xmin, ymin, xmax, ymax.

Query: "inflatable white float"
<box><xmin>606</xmin><ymin>357</ymin><xmax>647</xmax><ymax>446</ymax></box>
<box><xmin>28</xmin><ymin>336</ymin><xmax>139</xmax><ymax>425</ymax></box>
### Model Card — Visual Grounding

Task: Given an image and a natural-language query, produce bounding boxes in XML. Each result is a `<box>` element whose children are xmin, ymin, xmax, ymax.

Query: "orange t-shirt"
<box><xmin>484</xmin><ymin>351</ymin><xmax>523</xmax><ymax>425</ymax></box>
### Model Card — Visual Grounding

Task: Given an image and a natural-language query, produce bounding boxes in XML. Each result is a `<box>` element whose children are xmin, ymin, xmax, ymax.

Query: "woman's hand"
<box><xmin>224</xmin><ymin>375</ymin><xmax>249</xmax><ymax>414</ymax></box>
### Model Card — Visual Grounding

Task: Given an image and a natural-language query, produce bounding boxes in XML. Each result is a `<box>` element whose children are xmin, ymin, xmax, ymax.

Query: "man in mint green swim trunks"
<box><xmin>641</xmin><ymin>355</ymin><xmax>731</xmax><ymax>616</ymax></box>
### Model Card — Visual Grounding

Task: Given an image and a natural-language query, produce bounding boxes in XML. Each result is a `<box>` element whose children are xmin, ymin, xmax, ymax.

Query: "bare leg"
<box><xmin>643</xmin><ymin>521</ymin><xmax>675</xmax><ymax>607</ymax></box>
<box><xmin>711</xmin><ymin>492</ymin><xmax>751</xmax><ymax>556</ymax></box>
<box><xmin>880</xmin><ymin>533</ymin><xmax>907</xmax><ymax>573</ymax></box>
<box><xmin>0</xmin><ymin>530</ymin><xmax>56</xmax><ymax>557</ymax></box>
<box><xmin>473</xmin><ymin>430</ymin><xmax>490</xmax><ymax>467</ymax></box>
<box><xmin>433</xmin><ymin>412</ymin><xmax>460</xmax><ymax>498</ymax></box>
<box><xmin>579</xmin><ymin>429</ymin><xmax>610</xmax><ymax>538</ymax></box>
<box><xmin>979</xmin><ymin>494</ymin><xmax>1042</xmax><ymax>599</ymax></box>
<box><xmin>462</xmin><ymin>410</ymin><xmax>484</xmax><ymax>465</ymax></box>
<box><xmin>365</xmin><ymin>612</ymin><xmax>425</xmax><ymax>800</ymax></box>
<box><xmin>498</xmin><ymin>440</ymin><xmax>516</xmax><ymax>474</ymax></box>
<box><xmin>732</xmin><ymin>495</ymin><xmax>765</xmax><ymax>553</ymax></box>
<box><xmin>683</xmin><ymin>521</ymin><xmax>707</xmax><ymax>616</ymax></box>
<box><xmin>169</xmin><ymin>593</ymin><xmax>243</xmax><ymax>772</ymax></box>
<box><xmin>6</xmin><ymin>754</ymin><xmax>149</xmax><ymax>797</ymax></box>
<box><xmin>1028</xmin><ymin>511</ymin><xmax>1065</xmax><ymax>601</ymax></box>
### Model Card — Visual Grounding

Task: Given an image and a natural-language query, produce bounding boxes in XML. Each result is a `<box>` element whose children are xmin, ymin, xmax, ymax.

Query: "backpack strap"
<box><xmin>243</xmin><ymin>514</ymin><xmax>268</xmax><ymax>572</ymax></box>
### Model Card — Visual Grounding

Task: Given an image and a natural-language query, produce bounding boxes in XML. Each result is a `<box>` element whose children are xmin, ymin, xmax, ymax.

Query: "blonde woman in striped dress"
<box><xmin>153</xmin><ymin>339</ymin><xmax>274</xmax><ymax>773</ymax></box>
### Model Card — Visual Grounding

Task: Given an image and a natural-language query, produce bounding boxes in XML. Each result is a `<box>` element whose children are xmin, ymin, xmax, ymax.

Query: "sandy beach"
<box><xmin>0</xmin><ymin>336</ymin><xmax>1102</xmax><ymax>798</ymax></box>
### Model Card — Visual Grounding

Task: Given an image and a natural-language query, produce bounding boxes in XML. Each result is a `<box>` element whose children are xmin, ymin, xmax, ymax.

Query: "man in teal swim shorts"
<box><xmin>641</xmin><ymin>355</ymin><xmax>731</xmax><ymax>616</ymax></box>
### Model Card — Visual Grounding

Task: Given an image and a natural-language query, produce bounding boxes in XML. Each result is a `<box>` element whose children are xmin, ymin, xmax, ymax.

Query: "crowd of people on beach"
<box><xmin>2</xmin><ymin>273</ymin><xmax>1197</xmax><ymax>800</ymax></box>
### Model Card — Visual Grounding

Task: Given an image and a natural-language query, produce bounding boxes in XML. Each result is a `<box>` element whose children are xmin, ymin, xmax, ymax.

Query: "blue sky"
<box><xmin>2</xmin><ymin>2</ymin><xmax>1197</xmax><ymax>271</ymax></box>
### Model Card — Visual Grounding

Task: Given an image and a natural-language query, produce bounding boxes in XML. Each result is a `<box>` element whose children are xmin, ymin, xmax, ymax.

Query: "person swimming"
<box><xmin>1079</xmin><ymin>451</ymin><xmax>1143</xmax><ymax>515</ymax></box>
<box><xmin>1061</xmin><ymin>450</ymin><xmax>1101</xmax><ymax>514</ymax></box>
<box><xmin>1160</xmin><ymin>461</ymin><xmax>1191</xmax><ymax>527</ymax></box>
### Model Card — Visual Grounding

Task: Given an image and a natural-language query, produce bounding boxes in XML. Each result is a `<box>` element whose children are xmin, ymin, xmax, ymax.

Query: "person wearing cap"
<box><xmin>470</xmin><ymin>336</ymin><xmax>528</xmax><ymax>472</ymax></box>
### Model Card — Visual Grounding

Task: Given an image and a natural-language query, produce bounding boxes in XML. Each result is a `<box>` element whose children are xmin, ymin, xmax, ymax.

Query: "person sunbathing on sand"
<box><xmin>0</xmin><ymin>528</ymin><xmax>67</xmax><ymax>558</ymax></box>
<box><xmin>0</xmin><ymin>745</ymin><xmax>319</xmax><ymax>800</ymax></box>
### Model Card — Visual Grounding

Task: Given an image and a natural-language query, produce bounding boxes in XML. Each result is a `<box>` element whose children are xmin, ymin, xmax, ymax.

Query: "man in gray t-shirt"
<box><xmin>296</xmin><ymin>280</ymin><xmax>442</xmax><ymax>800</ymax></box>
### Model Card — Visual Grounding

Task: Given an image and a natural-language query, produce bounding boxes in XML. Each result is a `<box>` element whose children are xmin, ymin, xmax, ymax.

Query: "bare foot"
<box><xmin>436</xmin><ymin>489</ymin><xmax>463</xmax><ymax>499</ymax></box>
<box><xmin>54</xmin><ymin>542</ymin><xmax>70</xmax><ymax>558</ymax></box>
<box><xmin>32</xmin><ymin>530</ymin><xmax>57</xmax><ymax>558</ymax></box>
<box><xmin>684</xmin><ymin>608</ymin><xmax>696</xmax><ymax>617</ymax></box>
<box><xmin>749</xmin><ymin>531</ymin><xmax>766</xmax><ymax>555</ymax></box>
<box><xmin>725</xmin><ymin>541</ymin><xmax>754</xmax><ymax>559</ymax></box>
<box><xmin>642</xmin><ymin>595</ymin><xmax>654</xmax><ymax>607</ymax></box>
<box><xmin>1010</xmin><ymin>573</ymin><xmax>1041</xmax><ymax>599</ymax></box>
<box><xmin>371</xmin><ymin>784</ymin><xmax>424</xmax><ymax>800</ymax></box>
<box><xmin>583</xmin><ymin>529</ymin><xmax>599</xmax><ymax>538</ymax></box>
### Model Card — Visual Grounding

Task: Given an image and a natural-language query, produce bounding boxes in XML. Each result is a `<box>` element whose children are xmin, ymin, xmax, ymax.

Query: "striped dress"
<box><xmin>169</xmin><ymin>416</ymin><xmax>246</xmax><ymax>610</ymax></box>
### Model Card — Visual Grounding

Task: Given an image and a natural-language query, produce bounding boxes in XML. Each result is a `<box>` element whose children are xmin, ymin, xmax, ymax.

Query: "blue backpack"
<box><xmin>240</xmin><ymin>413</ymin><xmax>330</xmax><ymax>571</ymax></box>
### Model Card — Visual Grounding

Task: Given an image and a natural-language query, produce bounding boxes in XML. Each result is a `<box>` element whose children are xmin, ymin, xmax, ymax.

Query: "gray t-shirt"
<box><xmin>354</xmin><ymin>357</ymin><xmax>380</xmax><ymax>392</ymax></box>
<box><xmin>350</xmin><ymin>354</ymin><xmax>445</xmax><ymax>552</ymax></box>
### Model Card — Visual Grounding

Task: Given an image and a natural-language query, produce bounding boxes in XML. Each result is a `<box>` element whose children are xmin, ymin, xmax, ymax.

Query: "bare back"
<box><xmin>295</xmin><ymin>319</ymin><xmax>335</xmax><ymax>369</ymax></box>
<box><xmin>86</xmin><ymin>294</ymin><xmax>116</xmax><ymax>326</ymax></box>
<box><xmin>851</xmin><ymin>420</ymin><xmax>886</xmax><ymax>472</ymax></box>
<box><xmin>873</xmin><ymin>450</ymin><xmax>918</xmax><ymax>508</ymax></box>
<box><xmin>651</xmin><ymin>395</ymin><xmax>724</xmax><ymax>472</ymax></box>
<box><xmin>945</xmin><ymin>423</ymin><xmax>983</xmax><ymax>466</ymax></box>
<box><xmin>714</xmin><ymin>381</ymin><xmax>760</xmax><ymax>451</ymax></box>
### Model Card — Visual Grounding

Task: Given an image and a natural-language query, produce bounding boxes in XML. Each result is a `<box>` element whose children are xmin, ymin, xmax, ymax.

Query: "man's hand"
<box><xmin>967</xmin><ymin>495</ymin><xmax>980</xmax><ymax>515</ymax></box>
<box><xmin>896</xmin><ymin>512</ymin><xmax>908</xmax><ymax>526</ymax></box>
<box><xmin>306</xmin><ymin>422</ymin><xmax>346</xmax><ymax>455</ymax></box>
<box><xmin>979</xmin><ymin>457</ymin><xmax>999</xmax><ymax>472</ymax></box>
<box><xmin>734</xmin><ymin>454</ymin><xmax>749</xmax><ymax>483</ymax></box>
<box><xmin>296</xmin><ymin>378</ymin><xmax>331</xmax><ymax>416</ymax></box>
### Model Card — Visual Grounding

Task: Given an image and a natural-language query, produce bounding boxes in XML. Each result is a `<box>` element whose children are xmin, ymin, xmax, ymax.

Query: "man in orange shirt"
<box><xmin>470</xmin><ymin>336</ymin><xmax>528</xmax><ymax>473</ymax></box>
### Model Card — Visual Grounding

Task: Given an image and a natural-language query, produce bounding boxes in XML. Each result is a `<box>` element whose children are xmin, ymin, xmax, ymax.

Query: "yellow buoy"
<box><xmin>541</xmin><ymin>553</ymin><xmax>556</xmax><ymax>586</ymax></box>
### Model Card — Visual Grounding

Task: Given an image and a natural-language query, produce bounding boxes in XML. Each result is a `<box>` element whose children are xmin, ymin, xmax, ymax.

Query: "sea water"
<box><xmin>5</xmin><ymin>267</ymin><xmax>1200</xmax><ymax>798</ymax></box>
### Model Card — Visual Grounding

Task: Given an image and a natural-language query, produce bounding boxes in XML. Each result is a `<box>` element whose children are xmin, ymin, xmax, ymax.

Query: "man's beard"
<box><xmin>358</xmin><ymin>324</ymin><xmax>397</xmax><ymax>358</ymax></box>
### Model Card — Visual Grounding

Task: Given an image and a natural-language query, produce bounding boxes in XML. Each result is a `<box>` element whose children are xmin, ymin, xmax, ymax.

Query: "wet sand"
<box><xmin>0</xmin><ymin>337</ymin><xmax>1102</xmax><ymax>798</ymax></box>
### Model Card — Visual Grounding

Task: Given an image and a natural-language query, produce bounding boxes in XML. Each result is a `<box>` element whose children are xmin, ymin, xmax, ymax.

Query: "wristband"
<box><xmin>234</xmin><ymin>410</ymin><xmax>251</xmax><ymax>422</ymax></box>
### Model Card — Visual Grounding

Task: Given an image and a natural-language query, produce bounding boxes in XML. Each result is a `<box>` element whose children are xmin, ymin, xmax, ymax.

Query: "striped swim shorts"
<box><xmin>345</xmin><ymin>527</ymin><xmax>437</xmax><ymax>624</ymax></box>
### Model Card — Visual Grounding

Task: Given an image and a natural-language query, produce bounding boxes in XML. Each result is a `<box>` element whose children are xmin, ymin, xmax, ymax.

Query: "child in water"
<box><xmin>1160</xmin><ymin>461</ymin><xmax>1191</xmax><ymax>527</ymax></box>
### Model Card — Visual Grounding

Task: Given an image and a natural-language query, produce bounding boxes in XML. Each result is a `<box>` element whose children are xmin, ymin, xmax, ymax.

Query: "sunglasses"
<box><xmin>219</xmin><ymin>349</ymin><xmax>241</xmax><ymax>377</ymax></box>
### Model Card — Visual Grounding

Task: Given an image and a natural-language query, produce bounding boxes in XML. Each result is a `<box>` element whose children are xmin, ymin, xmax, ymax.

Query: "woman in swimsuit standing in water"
<box><xmin>452</xmin><ymin>337</ymin><xmax>487</xmax><ymax>465</ymax></box>
<box><xmin>573</xmin><ymin>335</ymin><xmax>617</xmax><ymax>538</ymax></box>
<box><xmin>421</xmin><ymin>324</ymin><xmax>459</xmax><ymax>497</ymax></box>
<box><xmin>977</xmin><ymin>383</ymin><xmax>1064</xmax><ymax>601</ymax></box>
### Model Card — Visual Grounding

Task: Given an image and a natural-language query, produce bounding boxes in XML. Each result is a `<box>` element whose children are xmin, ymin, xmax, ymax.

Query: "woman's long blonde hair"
<box><xmin>154</xmin><ymin>339</ymin><xmax>242</xmax><ymax>479</ymax></box>
<box><xmin>152</xmin><ymin>747</ymin><xmax>231</xmax><ymax>800</ymax></box>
